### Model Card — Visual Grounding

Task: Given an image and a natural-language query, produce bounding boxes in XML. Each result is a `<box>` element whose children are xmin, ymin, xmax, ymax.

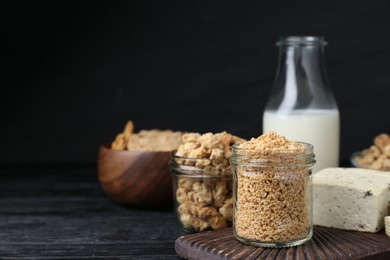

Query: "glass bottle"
<box><xmin>263</xmin><ymin>36</ymin><xmax>340</xmax><ymax>173</ymax></box>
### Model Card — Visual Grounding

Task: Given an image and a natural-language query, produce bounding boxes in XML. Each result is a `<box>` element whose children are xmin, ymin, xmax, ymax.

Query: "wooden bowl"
<box><xmin>97</xmin><ymin>144</ymin><xmax>173</xmax><ymax>208</ymax></box>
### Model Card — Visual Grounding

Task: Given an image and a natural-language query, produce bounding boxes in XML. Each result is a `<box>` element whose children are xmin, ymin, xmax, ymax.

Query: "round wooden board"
<box><xmin>175</xmin><ymin>226</ymin><xmax>390</xmax><ymax>259</ymax></box>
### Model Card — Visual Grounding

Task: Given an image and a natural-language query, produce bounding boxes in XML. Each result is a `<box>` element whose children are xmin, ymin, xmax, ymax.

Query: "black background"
<box><xmin>2</xmin><ymin>1</ymin><xmax>390</xmax><ymax>165</ymax></box>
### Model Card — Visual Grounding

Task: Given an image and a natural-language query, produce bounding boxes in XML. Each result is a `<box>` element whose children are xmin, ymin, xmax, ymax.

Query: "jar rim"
<box><xmin>170</xmin><ymin>151</ymin><xmax>233</xmax><ymax>177</ymax></box>
<box><xmin>232</xmin><ymin>141</ymin><xmax>314</xmax><ymax>153</ymax></box>
<box><xmin>231</xmin><ymin>142</ymin><xmax>316</xmax><ymax>167</ymax></box>
<box><xmin>277</xmin><ymin>36</ymin><xmax>327</xmax><ymax>46</ymax></box>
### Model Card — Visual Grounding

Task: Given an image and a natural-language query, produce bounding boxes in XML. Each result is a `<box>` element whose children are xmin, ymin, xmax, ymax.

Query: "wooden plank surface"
<box><xmin>175</xmin><ymin>227</ymin><xmax>390</xmax><ymax>260</ymax></box>
<box><xmin>0</xmin><ymin>166</ymin><xmax>180</xmax><ymax>259</ymax></box>
<box><xmin>4</xmin><ymin>165</ymin><xmax>390</xmax><ymax>259</ymax></box>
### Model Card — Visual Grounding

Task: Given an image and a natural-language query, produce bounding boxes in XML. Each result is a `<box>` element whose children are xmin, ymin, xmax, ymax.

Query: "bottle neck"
<box><xmin>266</xmin><ymin>36</ymin><xmax>337</xmax><ymax>112</ymax></box>
<box><xmin>278</xmin><ymin>43</ymin><xmax>327</xmax><ymax>84</ymax></box>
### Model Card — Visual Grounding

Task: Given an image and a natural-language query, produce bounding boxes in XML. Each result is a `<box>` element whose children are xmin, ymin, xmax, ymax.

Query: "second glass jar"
<box><xmin>170</xmin><ymin>154</ymin><xmax>233</xmax><ymax>233</ymax></box>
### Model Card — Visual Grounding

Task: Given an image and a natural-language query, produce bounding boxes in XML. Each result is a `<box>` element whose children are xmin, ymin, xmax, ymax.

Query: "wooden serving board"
<box><xmin>175</xmin><ymin>227</ymin><xmax>390</xmax><ymax>259</ymax></box>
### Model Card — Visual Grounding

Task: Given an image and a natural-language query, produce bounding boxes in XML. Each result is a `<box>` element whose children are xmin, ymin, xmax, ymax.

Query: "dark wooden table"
<box><xmin>0</xmin><ymin>165</ymin><xmax>181</xmax><ymax>259</ymax></box>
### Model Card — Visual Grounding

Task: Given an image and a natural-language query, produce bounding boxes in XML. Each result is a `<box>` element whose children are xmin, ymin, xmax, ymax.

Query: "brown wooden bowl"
<box><xmin>97</xmin><ymin>144</ymin><xmax>173</xmax><ymax>208</ymax></box>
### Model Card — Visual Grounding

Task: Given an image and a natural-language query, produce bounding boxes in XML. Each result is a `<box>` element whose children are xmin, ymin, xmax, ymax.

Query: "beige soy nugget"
<box><xmin>176</xmin><ymin>131</ymin><xmax>245</xmax><ymax>171</ymax></box>
<box><xmin>111</xmin><ymin>133</ymin><xmax>127</xmax><ymax>150</ymax></box>
<box><xmin>355</xmin><ymin>133</ymin><xmax>390</xmax><ymax>171</ymax></box>
<box><xmin>112</xmin><ymin>121</ymin><xmax>134</xmax><ymax>150</ymax></box>
<box><xmin>111</xmin><ymin>121</ymin><xmax>182</xmax><ymax>152</ymax></box>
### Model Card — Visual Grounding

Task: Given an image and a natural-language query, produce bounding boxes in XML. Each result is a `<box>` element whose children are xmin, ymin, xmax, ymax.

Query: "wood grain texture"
<box><xmin>97</xmin><ymin>144</ymin><xmax>173</xmax><ymax>208</ymax></box>
<box><xmin>175</xmin><ymin>227</ymin><xmax>390</xmax><ymax>260</ymax></box>
<box><xmin>0</xmin><ymin>166</ymin><xmax>180</xmax><ymax>259</ymax></box>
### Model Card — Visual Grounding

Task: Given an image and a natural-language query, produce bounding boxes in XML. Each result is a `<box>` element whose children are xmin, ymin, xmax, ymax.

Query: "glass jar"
<box><xmin>170</xmin><ymin>154</ymin><xmax>233</xmax><ymax>233</ymax></box>
<box><xmin>263</xmin><ymin>36</ymin><xmax>339</xmax><ymax>173</ymax></box>
<box><xmin>231</xmin><ymin>143</ymin><xmax>315</xmax><ymax>247</ymax></box>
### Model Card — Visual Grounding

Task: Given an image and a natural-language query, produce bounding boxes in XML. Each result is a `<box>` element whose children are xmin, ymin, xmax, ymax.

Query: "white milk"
<box><xmin>263</xmin><ymin>109</ymin><xmax>340</xmax><ymax>173</ymax></box>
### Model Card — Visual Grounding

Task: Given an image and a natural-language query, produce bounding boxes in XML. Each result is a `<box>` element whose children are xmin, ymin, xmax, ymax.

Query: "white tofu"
<box><xmin>313</xmin><ymin>167</ymin><xmax>390</xmax><ymax>232</ymax></box>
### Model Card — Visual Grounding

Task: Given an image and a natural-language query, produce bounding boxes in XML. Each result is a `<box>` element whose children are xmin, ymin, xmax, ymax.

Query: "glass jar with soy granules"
<box><xmin>171</xmin><ymin>155</ymin><xmax>234</xmax><ymax>233</ymax></box>
<box><xmin>231</xmin><ymin>131</ymin><xmax>315</xmax><ymax>247</ymax></box>
<box><xmin>170</xmin><ymin>131</ymin><xmax>246</xmax><ymax>233</ymax></box>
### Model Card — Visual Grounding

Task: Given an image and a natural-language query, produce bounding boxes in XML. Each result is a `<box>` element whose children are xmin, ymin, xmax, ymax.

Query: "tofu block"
<box><xmin>313</xmin><ymin>167</ymin><xmax>390</xmax><ymax>232</ymax></box>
